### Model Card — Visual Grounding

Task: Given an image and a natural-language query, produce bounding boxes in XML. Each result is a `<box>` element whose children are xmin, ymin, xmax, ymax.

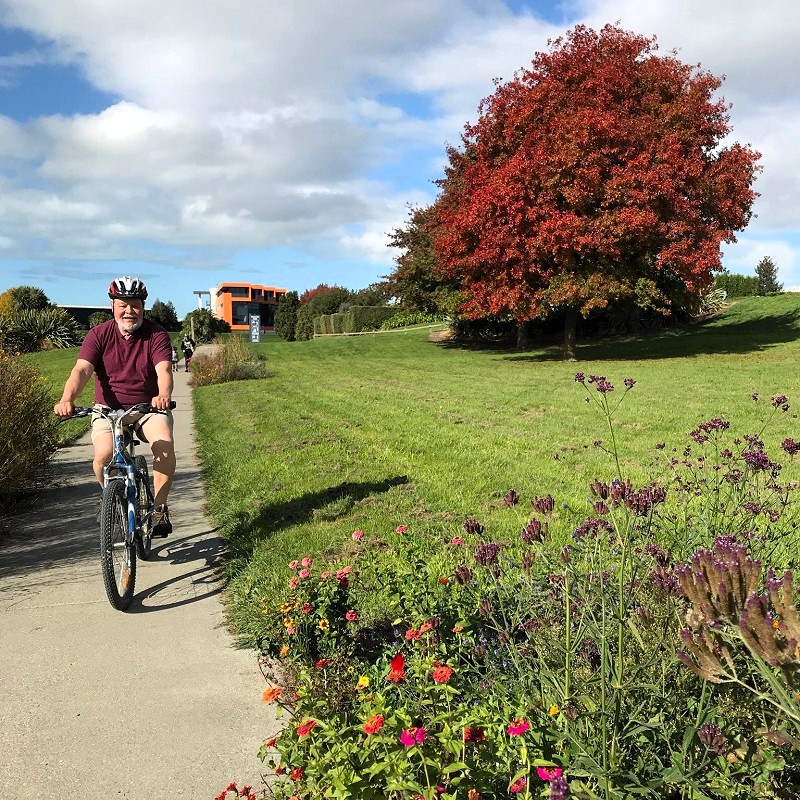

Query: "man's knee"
<box><xmin>151</xmin><ymin>439</ymin><xmax>176</xmax><ymax>475</ymax></box>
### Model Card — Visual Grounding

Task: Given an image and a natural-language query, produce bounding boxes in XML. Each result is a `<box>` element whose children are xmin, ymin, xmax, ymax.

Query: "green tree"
<box><xmin>755</xmin><ymin>256</ymin><xmax>782</xmax><ymax>295</ymax></box>
<box><xmin>274</xmin><ymin>291</ymin><xmax>300</xmax><ymax>341</ymax></box>
<box><xmin>295</xmin><ymin>287</ymin><xmax>352</xmax><ymax>341</ymax></box>
<box><xmin>181</xmin><ymin>308</ymin><xmax>230</xmax><ymax>344</ymax></box>
<box><xmin>386</xmin><ymin>204</ymin><xmax>463</xmax><ymax>315</ymax></box>
<box><xmin>147</xmin><ymin>299</ymin><xmax>180</xmax><ymax>330</ymax></box>
<box><xmin>88</xmin><ymin>311</ymin><xmax>112</xmax><ymax>328</ymax></box>
<box><xmin>352</xmin><ymin>282</ymin><xmax>391</xmax><ymax>307</ymax></box>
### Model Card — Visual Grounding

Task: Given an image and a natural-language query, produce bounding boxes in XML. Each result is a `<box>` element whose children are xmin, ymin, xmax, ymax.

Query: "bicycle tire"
<box><xmin>134</xmin><ymin>455</ymin><xmax>153</xmax><ymax>560</ymax></box>
<box><xmin>100</xmin><ymin>480</ymin><xmax>136</xmax><ymax>610</ymax></box>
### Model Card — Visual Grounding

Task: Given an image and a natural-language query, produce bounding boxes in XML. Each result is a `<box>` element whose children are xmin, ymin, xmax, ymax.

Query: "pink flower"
<box><xmin>345</xmin><ymin>610</ymin><xmax>359</xmax><ymax>621</ymax></box>
<box><xmin>400</xmin><ymin>727</ymin><xmax>427</xmax><ymax>747</ymax></box>
<box><xmin>301</xmin><ymin>602</ymin><xmax>312</xmax><ymax>615</ymax></box>
<box><xmin>536</xmin><ymin>766</ymin><xmax>563</xmax><ymax>781</ymax></box>
<box><xmin>352</xmin><ymin>530</ymin><xmax>365</xmax><ymax>541</ymax></box>
<box><xmin>320</xmin><ymin>571</ymin><xmax>330</xmax><ymax>579</ymax></box>
<box><xmin>507</xmin><ymin>718</ymin><xmax>530</xmax><ymax>736</ymax></box>
<box><xmin>288</xmin><ymin>560</ymin><xmax>300</xmax><ymax>570</ymax></box>
<box><xmin>395</xmin><ymin>525</ymin><xmax>407</xmax><ymax>534</ymax></box>
<box><xmin>298</xmin><ymin>568</ymin><xmax>310</xmax><ymax>579</ymax></box>
<box><xmin>509</xmin><ymin>777</ymin><xmax>526</xmax><ymax>794</ymax></box>
<box><xmin>450</xmin><ymin>537</ymin><xmax>464</xmax><ymax>545</ymax></box>
<box><xmin>301</xmin><ymin>556</ymin><xmax>313</xmax><ymax>567</ymax></box>
<box><xmin>288</xmin><ymin>577</ymin><xmax>299</xmax><ymax>589</ymax></box>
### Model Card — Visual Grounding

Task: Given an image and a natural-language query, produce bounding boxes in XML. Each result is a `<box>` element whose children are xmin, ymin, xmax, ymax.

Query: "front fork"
<box><xmin>103</xmin><ymin>459</ymin><xmax>137</xmax><ymax>544</ymax></box>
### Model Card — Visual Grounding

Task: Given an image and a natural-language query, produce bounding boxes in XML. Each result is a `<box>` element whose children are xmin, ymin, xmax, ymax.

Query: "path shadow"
<box><xmin>439</xmin><ymin>307</ymin><xmax>800</xmax><ymax>363</ymax></box>
<box><xmin>224</xmin><ymin>476</ymin><xmax>409</xmax><ymax>564</ymax></box>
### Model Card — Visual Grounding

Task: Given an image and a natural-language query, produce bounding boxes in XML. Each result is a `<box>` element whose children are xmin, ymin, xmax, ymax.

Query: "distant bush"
<box><xmin>713</xmin><ymin>273</ymin><xmax>759</xmax><ymax>297</ymax></box>
<box><xmin>296</xmin><ymin>288</ymin><xmax>351</xmax><ymax>341</ymax></box>
<box><xmin>0</xmin><ymin>307</ymin><xmax>84</xmax><ymax>353</ymax></box>
<box><xmin>380</xmin><ymin>311</ymin><xmax>447</xmax><ymax>330</ymax></box>
<box><xmin>343</xmin><ymin>305</ymin><xmax>396</xmax><ymax>332</ymax></box>
<box><xmin>190</xmin><ymin>335</ymin><xmax>271</xmax><ymax>387</ymax></box>
<box><xmin>88</xmin><ymin>311</ymin><xmax>112</xmax><ymax>328</ymax></box>
<box><xmin>0</xmin><ymin>349</ymin><xmax>60</xmax><ymax>501</ymax></box>
<box><xmin>182</xmin><ymin>308</ymin><xmax>230</xmax><ymax>344</ymax></box>
<box><xmin>274</xmin><ymin>291</ymin><xmax>300</xmax><ymax>341</ymax></box>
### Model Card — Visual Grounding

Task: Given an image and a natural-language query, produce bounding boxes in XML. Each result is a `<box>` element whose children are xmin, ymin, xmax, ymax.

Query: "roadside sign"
<box><xmin>249</xmin><ymin>314</ymin><xmax>261</xmax><ymax>343</ymax></box>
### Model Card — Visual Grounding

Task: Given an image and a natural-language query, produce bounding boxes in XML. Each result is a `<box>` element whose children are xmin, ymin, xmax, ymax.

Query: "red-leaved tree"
<box><xmin>434</xmin><ymin>24</ymin><xmax>761</xmax><ymax>359</ymax></box>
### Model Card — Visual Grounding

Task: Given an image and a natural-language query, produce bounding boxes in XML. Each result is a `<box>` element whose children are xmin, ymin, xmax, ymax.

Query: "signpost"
<box><xmin>249</xmin><ymin>314</ymin><xmax>261</xmax><ymax>343</ymax></box>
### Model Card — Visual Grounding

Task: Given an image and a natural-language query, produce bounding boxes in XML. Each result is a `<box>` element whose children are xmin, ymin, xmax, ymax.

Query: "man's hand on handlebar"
<box><xmin>150</xmin><ymin>394</ymin><xmax>173</xmax><ymax>411</ymax></box>
<box><xmin>54</xmin><ymin>400</ymin><xmax>75</xmax><ymax>419</ymax></box>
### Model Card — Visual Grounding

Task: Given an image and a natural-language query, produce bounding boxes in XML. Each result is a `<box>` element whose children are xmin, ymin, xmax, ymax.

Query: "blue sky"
<box><xmin>0</xmin><ymin>0</ymin><xmax>798</xmax><ymax>317</ymax></box>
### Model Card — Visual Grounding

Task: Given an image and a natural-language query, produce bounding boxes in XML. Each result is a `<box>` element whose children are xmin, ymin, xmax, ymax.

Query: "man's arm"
<box><xmin>54</xmin><ymin>359</ymin><xmax>95</xmax><ymax>417</ymax></box>
<box><xmin>151</xmin><ymin>360</ymin><xmax>174</xmax><ymax>410</ymax></box>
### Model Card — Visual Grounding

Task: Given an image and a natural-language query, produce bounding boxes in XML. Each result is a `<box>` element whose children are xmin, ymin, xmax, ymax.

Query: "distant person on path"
<box><xmin>54</xmin><ymin>276</ymin><xmax>175</xmax><ymax>537</ymax></box>
<box><xmin>180</xmin><ymin>334</ymin><xmax>195</xmax><ymax>373</ymax></box>
<box><xmin>171</xmin><ymin>346</ymin><xmax>179</xmax><ymax>372</ymax></box>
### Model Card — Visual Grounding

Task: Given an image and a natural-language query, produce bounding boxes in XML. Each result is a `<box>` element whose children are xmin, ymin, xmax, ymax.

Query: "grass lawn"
<box><xmin>188</xmin><ymin>294</ymin><xmax>800</xmax><ymax>644</ymax></box>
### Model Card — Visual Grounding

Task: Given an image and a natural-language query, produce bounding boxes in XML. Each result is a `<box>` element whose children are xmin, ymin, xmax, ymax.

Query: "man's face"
<box><xmin>112</xmin><ymin>298</ymin><xmax>144</xmax><ymax>334</ymax></box>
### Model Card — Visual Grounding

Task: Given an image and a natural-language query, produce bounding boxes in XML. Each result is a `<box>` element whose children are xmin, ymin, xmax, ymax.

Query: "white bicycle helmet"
<box><xmin>108</xmin><ymin>275</ymin><xmax>148</xmax><ymax>302</ymax></box>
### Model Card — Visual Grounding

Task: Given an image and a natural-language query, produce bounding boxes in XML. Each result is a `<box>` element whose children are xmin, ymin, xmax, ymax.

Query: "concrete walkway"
<box><xmin>0</xmin><ymin>362</ymin><xmax>277</xmax><ymax>799</ymax></box>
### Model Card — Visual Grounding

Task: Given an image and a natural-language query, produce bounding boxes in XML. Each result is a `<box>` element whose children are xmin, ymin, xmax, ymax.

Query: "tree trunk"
<box><xmin>563</xmin><ymin>307</ymin><xmax>578</xmax><ymax>361</ymax></box>
<box><xmin>516</xmin><ymin>319</ymin><xmax>535</xmax><ymax>350</ymax></box>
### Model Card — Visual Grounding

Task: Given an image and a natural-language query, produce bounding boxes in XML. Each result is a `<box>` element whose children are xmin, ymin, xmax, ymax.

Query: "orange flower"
<box><xmin>264</xmin><ymin>737</ymin><xmax>277</xmax><ymax>748</ymax></box>
<box><xmin>432</xmin><ymin>665</ymin><xmax>453</xmax><ymax>683</ymax></box>
<box><xmin>419</xmin><ymin>621</ymin><xmax>433</xmax><ymax>633</ymax></box>
<box><xmin>261</xmin><ymin>686</ymin><xmax>282</xmax><ymax>703</ymax></box>
<box><xmin>363</xmin><ymin>714</ymin><xmax>384</xmax><ymax>734</ymax></box>
<box><xmin>279</xmin><ymin>644</ymin><xmax>290</xmax><ymax>658</ymax></box>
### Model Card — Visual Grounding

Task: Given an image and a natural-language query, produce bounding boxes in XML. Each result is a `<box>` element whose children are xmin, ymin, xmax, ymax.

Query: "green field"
<box><xmin>180</xmin><ymin>295</ymin><xmax>800</xmax><ymax>640</ymax></box>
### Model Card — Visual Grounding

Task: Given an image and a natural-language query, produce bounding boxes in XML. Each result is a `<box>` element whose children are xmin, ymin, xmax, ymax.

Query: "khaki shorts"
<box><xmin>90</xmin><ymin>404</ymin><xmax>174</xmax><ymax>442</ymax></box>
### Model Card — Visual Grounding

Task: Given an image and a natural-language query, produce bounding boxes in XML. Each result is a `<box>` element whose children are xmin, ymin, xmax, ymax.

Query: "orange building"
<box><xmin>209</xmin><ymin>282</ymin><xmax>288</xmax><ymax>332</ymax></box>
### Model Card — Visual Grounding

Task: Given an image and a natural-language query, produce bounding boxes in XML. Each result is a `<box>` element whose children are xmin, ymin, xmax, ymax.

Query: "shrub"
<box><xmin>343</xmin><ymin>305</ymin><xmax>397</xmax><ymax>332</ymax></box>
<box><xmin>274</xmin><ymin>291</ymin><xmax>300</xmax><ymax>341</ymax></box>
<box><xmin>0</xmin><ymin>307</ymin><xmax>84</xmax><ymax>352</ymax></box>
<box><xmin>0</xmin><ymin>349</ymin><xmax>60</xmax><ymax>501</ymax></box>
<box><xmin>713</xmin><ymin>273</ymin><xmax>759</xmax><ymax>298</ymax></box>
<box><xmin>190</xmin><ymin>335</ymin><xmax>270</xmax><ymax>387</ymax></box>
<box><xmin>295</xmin><ymin>288</ymin><xmax>351</xmax><ymax>341</ymax></box>
<box><xmin>181</xmin><ymin>308</ymin><xmax>230</xmax><ymax>343</ymax></box>
<box><xmin>380</xmin><ymin>311</ymin><xmax>447</xmax><ymax>330</ymax></box>
<box><xmin>88</xmin><ymin>311</ymin><xmax>112</xmax><ymax>328</ymax></box>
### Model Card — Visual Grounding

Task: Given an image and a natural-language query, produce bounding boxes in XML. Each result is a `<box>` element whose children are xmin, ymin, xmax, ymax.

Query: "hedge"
<box><xmin>313</xmin><ymin>306</ymin><xmax>396</xmax><ymax>335</ymax></box>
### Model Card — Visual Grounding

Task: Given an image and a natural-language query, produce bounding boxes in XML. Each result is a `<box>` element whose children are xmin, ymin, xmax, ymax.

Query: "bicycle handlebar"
<box><xmin>64</xmin><ymin>401</ymin><xmax>177</xmax><ymax>420</ymax></box>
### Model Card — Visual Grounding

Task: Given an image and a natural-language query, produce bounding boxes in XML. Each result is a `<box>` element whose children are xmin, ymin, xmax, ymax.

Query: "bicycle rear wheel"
<box><xmin>100</xmin><ymin>480</ymin><xmax>136</xmax><ymax>610</ymax></box>
<box><xmin>134</xmin><ymin>455</ymin><xmax>152</xmax><ymax>560</ymax></box>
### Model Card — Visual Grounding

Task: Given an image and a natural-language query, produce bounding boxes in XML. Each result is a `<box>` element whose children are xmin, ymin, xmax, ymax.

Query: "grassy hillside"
<box><xmin>189</xmin><ymin>294</ymin><xmax>800</xmax><ymax>640</ymax></box>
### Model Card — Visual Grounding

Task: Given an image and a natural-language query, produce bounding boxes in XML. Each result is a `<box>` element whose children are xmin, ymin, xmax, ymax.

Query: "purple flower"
<box><xmin>782</xmin><ymin>438</ymin><xmax>800</xmax><ymax>456</ymax></box>
<box><xmin>595</xmin><ymin>379</ymin><xmax>614</xmax><ymax>393</ymax></box>
<box><xmin>771</xmin><ymin>395</ymin><xmax>789</xmax><ymax>411</ymax></box>
<box><xmin>503</xmin><ymin>489</ymin><xmax>519</xmax><ymax>507</ymax></box>
<box><xmin>532</xmin><ymin>494</ymin><xmax>555</xmax><ymax>514</ymax></box>
<box><xmin>752</xmin><ymin>392</ymin><xmax>759</xmax><ymax>401</ymax></box>
<box><xmin>463</xmin><ymin>517</ymin><xmax>485</xmax><ymax>535</ymax></box>
<box><xmin>474</xmin><ymin>542</ymin><xmax>501</xmax><ymax>566</ymax></box>
<box><xmin>573</xmin><ymin>372</ymin><xmax>585</xmax><ymax>383</ymax></box>
<box><xmin>521</xmin><ymin>518</ymin><xmax>547</xmax><ymax>544</ymax></box>
<box><xmin>549</xmin><ymin>774</ymin><xmax>569</xmax><ymax>799</ymax></box>
<box><xmin>623</xmin><ymin>377</ymin><xmax>636</xmax><ymax>389</ymax></box>
<box><xmin>698</xmin><ymin>723</ymin><xmax>729</xmax><ymax>755</ymax></box>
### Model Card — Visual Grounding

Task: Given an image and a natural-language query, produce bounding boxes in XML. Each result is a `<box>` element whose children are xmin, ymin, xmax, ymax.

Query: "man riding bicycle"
<box><xmin>54</xmin><ymin>276</ymin><xmax>175</xmax><ymax>537</ymax></box>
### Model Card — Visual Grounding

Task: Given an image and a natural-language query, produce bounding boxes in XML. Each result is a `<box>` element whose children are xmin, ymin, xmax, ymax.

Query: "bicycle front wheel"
<box><xmin>134</xmin><ymin>455</ymin><xmax>152</xmax><ymax>560</ymax></box>
<box><xmin>100</xmin><ymin>480</ymin><xmax>136</xmax><ymax>610</ymax></box>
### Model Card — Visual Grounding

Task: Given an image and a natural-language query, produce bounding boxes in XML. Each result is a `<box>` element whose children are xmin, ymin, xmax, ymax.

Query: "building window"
<box><xmin>227</xmin><ymin>286</ymin><xmax>249</xmax><ymax>298</ymax></box>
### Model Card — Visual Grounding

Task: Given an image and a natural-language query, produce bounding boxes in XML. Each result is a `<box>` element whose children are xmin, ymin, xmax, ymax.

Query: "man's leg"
<box><xmin>91</xmin><ymin>432</ymin><xmax>113</xmax><ymax>488</ymax></box>
<box><xmin>139</xmin><ymin>413</ymin><xmax>175</xmax><ymax>536</ymax></box>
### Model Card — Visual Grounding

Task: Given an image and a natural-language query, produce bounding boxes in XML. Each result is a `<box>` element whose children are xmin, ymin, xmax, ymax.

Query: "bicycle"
<box><xmin>66</xmin><ymin>402</ymin><xmax>176</xmax><ymax>611</ymax></box>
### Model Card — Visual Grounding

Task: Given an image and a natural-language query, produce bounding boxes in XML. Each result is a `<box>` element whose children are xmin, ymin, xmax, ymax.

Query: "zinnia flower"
<box><xmin>296</xmin><ymin>719</ymin><xmax>317</xmax><ymax>737</ymax></box>
<box><xmin>290</xmin><ymin>766</ymin><xmax>303</xmax><ymax>781</ymax></box>
<box><xmin>315</xmin><ymin>658</ymin><xmax>331</xmax><ymax>669</ymax></box>
<box><xmin>395</xmin><ymin>525</ymin><xmax>407</xmax><ymax>534</ymax></box>
<box><xmin>507</xmin><ymin>718</ymin><xmax>530</xmax><ymax>736</ymax></box>
<box><xmin>450</xmin><ymin>537</ymin><xmax>464</xmax><ymax>545</ymax></box>
<box><xmin>509</xmin><ymin>777</ymin><xmax>526</xmax><ymax>794</ymax></box>
<box><xmin>261</xmin><ymin>686</ymin><xmax>281</xmax><ymax>703</ymax></box>
<box><xmin>400</xmin><ymin>727</ymin><xmax>427</xmax><ymax>747</ymax></box>
<box><xmin>363</xmin><ymin>714</ymin><xmax>384</xmax><ymax>734</ymax></box>
<box><xmin>288</xmin><ymin>560</ymin><xmax>300</xmax><ymax>570</ymax></box>
<box><xmin>352</xmin><ymin>529</ymin><xmax>365</xmax><ymax>540</ymax></box>
<box><xmin>387</xmin><ymin>653</ymin><xmax>406</xmax><ymax>683</ymax></box>
<box><xmin>345</xmin><ymin>609</ymin><xmax>359</xmax><ymax>621</ymax></box>
<box><xmin>288</xmin><ymin>577</ymin><xmax>299</xmax><ymax>589</ymax></box>
<box><xmin>432</xmin><ymin>665</ymin><xmax>453</xmax><ymax>683</ymax></box>
<box><xmin>537</xmin><ymin>766</ymin><xmax>563</xmax><ymax>781</ymax></box>
<box><xmin>301</xmin><ymin>556</ymin><xmax>313</xmax><ymax>567</ymax></box>
<box><xmin>298</xmin><ymin>568</ymin><xmax>310</xmax><ymax>579</ymax></box>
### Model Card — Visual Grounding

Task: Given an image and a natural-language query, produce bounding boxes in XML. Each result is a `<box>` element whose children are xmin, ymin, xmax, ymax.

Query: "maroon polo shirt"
<box><xmin>79</xmin><ymin>318</ymin><xmax>173</xmax><ymax>408</ymax></box>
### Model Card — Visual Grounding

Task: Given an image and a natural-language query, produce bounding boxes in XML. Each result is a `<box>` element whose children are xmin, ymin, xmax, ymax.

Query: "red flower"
<box><xmin>405</xmin><ymin>628</ymin><xmax>421</xmax><ymax>640</ymax></box>
<box><xmin>296</xmin><ymin>719</ymin><xmax>317</xmax><ymax>737</ymax></box>
<box><xmin>264</xmin><ymin>737</ymin><xmax>277</xmax><ymax>748</ymax></box>
<box><xmin>432</xmin><ymin>665</ymin><xmax>453</xmax><ymax>683</ymax></box>
<box><xmin>509</xmin><ymin>777</ymin><xmax>526</xmax><ymax>794</ymax></box>
<box><xmin>290</xmin><ymin>766</ymin><xmax>303</xmax><ymax>781</ymax></box>
<box><xmin>396</xmin><ymin>525</ymin><xmax>408</xmax><ymax>534</ymax></box>
<box><xmin>464</xmin><ymin>726</ymin><xmax>486</xmax><ymax>743</ymax></box>
<box><xmin>274</xmin><ymin>765</ymin><xmax>286</xmax><ymax>775</ymax></box>
<box><xmin>507</xmin><ymin>718</ymin><xmax>530</xmax><ymax>736</ymax></box>
<box><xmin>387</xmin><ymin>653</ymin><xmax>406</xmax><ymax>683</ymax></box>
<box><xmin>314</xmin><ymin>658</ymin><xmax>331</xmax><ymax>669</ymax></box>
<box><xmin>301</xmin><ymin>602</ymin><xmax>313</xmax><ymax>615</ymax></box>
<box><xmin>345</xmin><ymin>609</ymin><xmax>359</xmax><ymax>621</ymax></box>
<box><xmin>363</xmin><ymin>714</ymin><xmax>384</xmax><ymax>734</ymax></box>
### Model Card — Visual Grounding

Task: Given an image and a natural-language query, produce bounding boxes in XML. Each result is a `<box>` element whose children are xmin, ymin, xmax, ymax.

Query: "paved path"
<box><xmin>0</xmin><ymin>363</ymin><xmax>277</xmax><ymax>799</ymax></box>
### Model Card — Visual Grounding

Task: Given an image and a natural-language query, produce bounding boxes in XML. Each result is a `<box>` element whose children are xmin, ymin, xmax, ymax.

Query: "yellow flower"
<box><xmin>279</xmin><ymin>645</ymin><xmax>289</xmax><ymax>658</ymax></box>
<box><xmin>284</xmin><ymin>617</ymin><xmax>295</xmax><ymax>629</ymax></box>
<box><xmin>318</xmin><ymin>618</ymin><xmax>329</xmax><ymax>630</ymax></box>
<box><xmin>548</xmin><ymin>705</ymin><xmax>559</xmax><ymax>716</ymax></box>
<box><xmin>356</xmin><ymin>676</ymin><xmax>370</xmax><ymax>690</ymax></box>
<box><xmin>280</xmin><ymin>602</ymin><xmax>295</xmax><ymax>614</ymax></box>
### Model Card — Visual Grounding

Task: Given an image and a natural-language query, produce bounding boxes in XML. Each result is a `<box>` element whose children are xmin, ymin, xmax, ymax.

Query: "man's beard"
<box><xmin>117</xmin><ymin>316</ymin><xmax>143</xmax><ymax>334</ymax></box>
